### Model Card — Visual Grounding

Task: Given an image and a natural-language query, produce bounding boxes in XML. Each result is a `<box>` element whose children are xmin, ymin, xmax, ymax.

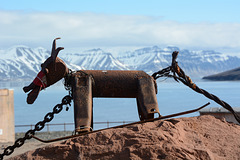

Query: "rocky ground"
<box><xmin>1</xmin><ymin>115</ymin><xmax>240</xmax><ymax>160</ymax></box>
<box><xmin>0</xmin><ymin>131</ymin><xmax>72</xmax><ymax>159</ymax></box>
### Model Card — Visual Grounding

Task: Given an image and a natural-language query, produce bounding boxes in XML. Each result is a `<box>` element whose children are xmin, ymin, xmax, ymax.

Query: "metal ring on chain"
<box><xmin>53</xmin><ymin>104</ymin><xmax>63</xmax><ymax>113</ymax></box>
<box><xmin>25</xmin><ymin>129</ymin><xmax>35</xmax><ymax>139</ymax></box>
<box><xmin>3</xmin><ymin>146</ymin><xmax>14</xmax><ymax>156</ymax></box>
<box><xmin>35</xmin><ymin>121</ymin><xmax>45</xmax><ymax>131</ymax></box>
<box><xmin>62</xmin><ymin>95</ymin><xmax>72</xmax><ymax>105</ymax></box>
<box><xmin>44</xmin><ymin>112</ymin><xmax>54</xmax><ymax>122</ymax></box>
<box><xmin>14</xmin><ymin>138</ymin><xmax>25</xmax><ymax>148</ymax></box>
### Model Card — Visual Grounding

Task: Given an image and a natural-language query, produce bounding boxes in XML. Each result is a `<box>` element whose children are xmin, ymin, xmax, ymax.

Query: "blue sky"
<box><xmin>1</xmin><ymin>0</ymin><xmax>239</xmax><ymax>23</ymax></box>
<box><xmin>0</xmin><ymin>0</ymin><xmax>240</xmax><ymax>22</ymax></box>
<box><xmin>0</xmin><ymin>0</ymin><xmax>240</xmax><ymax>55</ymax></box>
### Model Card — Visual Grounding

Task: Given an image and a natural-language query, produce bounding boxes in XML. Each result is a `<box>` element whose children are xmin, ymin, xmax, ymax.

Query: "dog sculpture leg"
<box><xmin>72</xmin><ymin>74</ymin><xmax>93</xmax><ymax>133</ymax></box>
<box><xmin>137</xmin><ymin>76</ymin><xmax>160</xmax><ymax>121</ymax></box>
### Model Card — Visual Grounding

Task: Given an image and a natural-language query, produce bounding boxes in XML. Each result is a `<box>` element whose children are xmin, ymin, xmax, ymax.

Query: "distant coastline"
<box><xmin>203</xmin><ymin>67</ymin><xmax>240</xmax><ymax>81</ymax></box>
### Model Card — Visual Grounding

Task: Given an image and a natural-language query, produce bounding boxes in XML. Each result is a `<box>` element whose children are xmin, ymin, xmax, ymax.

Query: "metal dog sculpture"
<box><xmin>23</xmin><ymin>38</ymin><xmax>160</xmax><ymax>133</ymax></box>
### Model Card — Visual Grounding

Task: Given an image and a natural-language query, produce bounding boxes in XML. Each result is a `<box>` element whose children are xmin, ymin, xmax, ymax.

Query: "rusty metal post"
<box><xmin>72</xmin><ymin>74</ymin><xmax>93</xmax><ymax>133</ymax></box>
<box><xmin>136</xmin><ymin>76</ymin><xmax>160</xmax><ymax>121</ymax></box>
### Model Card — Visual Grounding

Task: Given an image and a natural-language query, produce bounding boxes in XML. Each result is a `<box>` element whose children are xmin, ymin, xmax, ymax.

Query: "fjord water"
<box><xmin>1</xmin><ymin>80</ymin><xmax>239</xmax><ymax>132</ymax></box>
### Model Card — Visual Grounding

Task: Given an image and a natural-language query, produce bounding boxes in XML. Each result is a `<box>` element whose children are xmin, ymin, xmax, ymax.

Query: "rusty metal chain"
<box><xmin>63</xmin><ymin>69</ymin><xmax>76</xmax><ymax>99</ymax></box>
<box><xmin>0</xmin><ymin>95</ymin><xmax>73</xmax><ymax>160</ymax></box>
<box><xmin>152</xmin><ymin>51</ymin><xmax>240</xmax><ymax>124</ymax></box>
<box><xmin>152</xmin><ymin>66</ymin><xmax>171</xmax><ymax>80</ymax></box>
<box><xmin>64</xmin><ymin>69</ymin><xmax>73</xmax><ymax>91</ymax></box>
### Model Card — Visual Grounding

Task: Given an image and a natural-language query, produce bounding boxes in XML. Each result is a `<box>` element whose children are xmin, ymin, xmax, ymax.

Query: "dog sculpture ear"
<box><xmin>51</xmin><ymin>37</ymin><xmax>64</xmax><ymax>60</ymax></box>
<box><xmin>41</xmin><ymin>37</ymin><xmax>64</xmax><ymax>72</ymax></box>
<box><xmin>23</xmin><ymin>38</ymin><xmax>68</xmax><ymax>104</ymax></box>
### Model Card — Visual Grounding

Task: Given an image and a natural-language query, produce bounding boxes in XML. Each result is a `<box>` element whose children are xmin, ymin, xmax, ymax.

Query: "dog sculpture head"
<box><xmin>23</xmin><ymin>38</ymin><xmax>69</xmax><ymax>104</ymax></box>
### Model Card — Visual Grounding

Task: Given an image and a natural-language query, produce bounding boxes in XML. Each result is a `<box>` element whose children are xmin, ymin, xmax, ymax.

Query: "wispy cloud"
<box><xmin>0</xmin><ymin>10</ymin><xmax>240</xmax><ymax>53</ymax></box>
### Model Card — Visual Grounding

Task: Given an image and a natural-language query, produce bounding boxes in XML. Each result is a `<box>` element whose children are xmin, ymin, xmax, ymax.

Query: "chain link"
<box><xmin>0</xmin><ymin>95</ymin><xmax>72</xmax><ymax>160</ymax></box>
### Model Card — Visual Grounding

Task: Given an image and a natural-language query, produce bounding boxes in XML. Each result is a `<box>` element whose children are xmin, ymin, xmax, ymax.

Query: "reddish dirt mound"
<box><xmin>10</xmin><ymin>115</ymin><xmax>240</xmax><ymax>160</ymax></box>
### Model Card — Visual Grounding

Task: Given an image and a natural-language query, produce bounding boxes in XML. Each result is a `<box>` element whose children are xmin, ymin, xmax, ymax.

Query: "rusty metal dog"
<box><xmin>23</xmin><ymin>38</ymin><xmax>160</xmax><ymax>133</ymax></box>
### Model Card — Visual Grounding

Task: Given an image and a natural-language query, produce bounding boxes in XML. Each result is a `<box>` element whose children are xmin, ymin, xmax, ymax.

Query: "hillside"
<box><xmin>203</xmin><ymin>67</ymin><xmax>240</xmax><ymax>81</ymax></box>
<box><xmin>9</xmin><ymin>115</ymin><xmax>240</xmax><ymax>160</ymax></box>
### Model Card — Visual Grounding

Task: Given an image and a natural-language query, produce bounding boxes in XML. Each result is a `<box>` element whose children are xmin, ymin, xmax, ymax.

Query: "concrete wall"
<box><xmin>0</xmin><ymin>89</ymin><xmax>15</xmax><ymax>143</ymax></box>
<box><xmin>200</xmin><ymin>112</ymin><xmax>240</xmax><ymax>125</ymax></box>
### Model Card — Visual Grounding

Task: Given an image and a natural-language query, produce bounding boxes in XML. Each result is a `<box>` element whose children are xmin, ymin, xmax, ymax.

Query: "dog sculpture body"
<box><xmin>24</xmin><ymin>38</ymin><xmax>160</xmax><ymax>133</ymax></box>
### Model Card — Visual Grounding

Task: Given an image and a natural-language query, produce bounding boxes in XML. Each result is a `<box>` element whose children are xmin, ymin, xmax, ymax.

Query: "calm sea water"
<box><xmin>1</xmin><ymin>80</ymin><xmax>239</xmax><ymax>132</ymax></box>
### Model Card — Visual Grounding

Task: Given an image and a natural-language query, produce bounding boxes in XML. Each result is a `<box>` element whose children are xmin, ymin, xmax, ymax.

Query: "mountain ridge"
<box><xmin>0</xmin><ymin>45</ymin><xmax>239</xmax><ymax>81</ymax></box>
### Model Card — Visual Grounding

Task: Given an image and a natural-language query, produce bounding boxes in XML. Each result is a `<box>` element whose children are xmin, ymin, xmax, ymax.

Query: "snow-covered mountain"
<box><xmin>118</xmin><ymin>46</ymin><xmax>240</xmax><ymax>77</ymax></box>
<box><xmin>0</xmin><ymin>46</ymin><xmax>48</xmax><ymax>81</ymax></box>
<box><xmin>64</xmin><ymin>48</ymin><xmax>128</xmax><ymax>70</ymax></box>
<box><xmin>117</xmin><ymin>46</ymin><xmax>175</xmax><ymax>73</ymax></box>
<box><xmin>0</xmin><ymin>45</ymin><xmax>239</xmax><ymax>81</ymax></box>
